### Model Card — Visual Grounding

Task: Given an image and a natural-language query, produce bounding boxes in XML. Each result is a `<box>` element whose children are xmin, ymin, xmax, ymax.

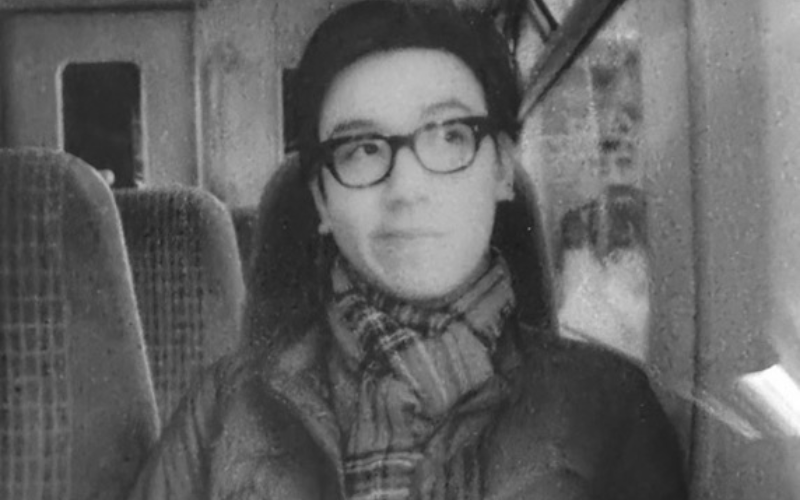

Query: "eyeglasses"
<box><xmin>313</xmin><ymin>116</ymin><xmax>497</xmax><ymax>188</ymax></box>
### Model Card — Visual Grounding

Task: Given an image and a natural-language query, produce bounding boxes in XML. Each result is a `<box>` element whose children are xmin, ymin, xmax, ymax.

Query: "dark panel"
<box><xmin>62</xmin><ymin>62</ymin><xmax>142</xmax><ymax>188</ymax></box>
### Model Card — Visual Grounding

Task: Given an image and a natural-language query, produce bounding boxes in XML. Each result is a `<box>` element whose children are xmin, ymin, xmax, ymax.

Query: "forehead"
<box><xmin>318</xmin><ymin>48</ymin><xmax>488</xmax><ymax>138</ymax></box>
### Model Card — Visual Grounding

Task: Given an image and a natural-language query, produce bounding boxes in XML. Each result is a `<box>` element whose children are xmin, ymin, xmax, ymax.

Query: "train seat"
<box><xmin>0</xmin><ymin>148</ymin><xmax>160</xmax><ymax>500</ymax></box>
<box><xmin>114</xmin><ymin>186</ymin><xmax>245</xmax><ymax>424</ymax></box>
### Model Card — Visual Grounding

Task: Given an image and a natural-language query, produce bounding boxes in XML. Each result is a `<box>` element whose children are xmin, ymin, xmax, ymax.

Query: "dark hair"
<box><xmin>243</xmin><ymin>0</ymin><xmax>554</xmax><ymax>355</ymax></box>
<box><xmin>292</xmin><ymin>0</ymin><xmax>521</xmax><ymax>179</ymax></box>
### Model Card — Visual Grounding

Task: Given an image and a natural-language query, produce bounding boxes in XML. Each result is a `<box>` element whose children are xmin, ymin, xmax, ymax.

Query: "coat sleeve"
<box><xmin>597</xmin><ymin>367</ymin><xmax>689</xmax><ymax>500</ymax></box>
<box><xmin>126</xmin><ymin>366</ymin><xmax>222</xmax><ymax>500</ymax></box>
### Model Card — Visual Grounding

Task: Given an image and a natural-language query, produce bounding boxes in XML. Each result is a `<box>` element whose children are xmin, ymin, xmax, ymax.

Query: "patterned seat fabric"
<box><xmin>115</xmin><ymin>187</ymin><xmax>245</xmax><ymax>423</ymax></box>
<box><xmin>0</xmin><ymin>148</ymin><xmax>159</xmax><ymax>500</ymax></box>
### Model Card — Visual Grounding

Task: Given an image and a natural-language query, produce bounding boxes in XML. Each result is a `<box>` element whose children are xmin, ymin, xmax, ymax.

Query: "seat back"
<box><xmin>114</xmin><ymin>187</ymin><xmax>245</xmax><ymax>423</ymax></box>
<box><xmin>0</xmin><ymin>148</ymin><xmax>159</xmax><ymax>500</ymax></box>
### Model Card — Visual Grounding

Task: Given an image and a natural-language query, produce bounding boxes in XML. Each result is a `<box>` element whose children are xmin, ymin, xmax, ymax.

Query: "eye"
<box><xmin>333</xmin><ymin>137</ymin><xmax>387</xmax><ymax>167</ymax></box>
<box><xmin>441</xmin><ymin>123</ymin><xmax>472</xmax><ymax>145</ymax></box>
<box><xmin>358</xmin><ymin>141</ymin><xmax>382</xmax><ymax>156</ymax></box>
<box><xmin>337</xmin><ymin>139</ymin><xmax>380</xmax><ymax>158</ymax></box>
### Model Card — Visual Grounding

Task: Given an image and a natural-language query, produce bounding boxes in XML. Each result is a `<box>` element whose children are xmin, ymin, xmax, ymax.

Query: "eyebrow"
<box><xmin>326</xmin><ymin>119</ymin><xmax>379</xmax><ymax>139</ymax></box>
<box><xmin>420</xmin><ymin>98</ymin><xmax>481</xmax><ymax>120</ymax></box>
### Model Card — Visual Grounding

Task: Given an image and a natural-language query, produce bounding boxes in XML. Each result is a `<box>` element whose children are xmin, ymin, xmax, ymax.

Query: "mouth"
<box><xmin>373</xmin><ymin>228</ymin><xmax>442</xmax><ymax>241</ymax></box>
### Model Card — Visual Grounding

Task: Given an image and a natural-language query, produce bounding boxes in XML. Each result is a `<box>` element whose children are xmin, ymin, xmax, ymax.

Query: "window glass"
<box><xmin>516</xmin><ymin>1</ymin><xmax>799</xmax><ymax>497</ymax></box>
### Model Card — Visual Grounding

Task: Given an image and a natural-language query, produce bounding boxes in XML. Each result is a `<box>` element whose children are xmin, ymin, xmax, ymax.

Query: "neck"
<box><xmin>340</xmin><ymin>252</ymin><xmax>494</xmax><ymax>310</ymax></box>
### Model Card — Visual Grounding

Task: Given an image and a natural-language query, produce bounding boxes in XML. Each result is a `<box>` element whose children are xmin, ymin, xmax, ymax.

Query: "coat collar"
<box><xmin>259</xmin><ymin>325</ymin><xmax>346</xmax><ymax>496</ymax></box>
<box><xmin>256</xmin><ymin>318</ymin><xmax>531</xmax><ymax>499</ymax></box>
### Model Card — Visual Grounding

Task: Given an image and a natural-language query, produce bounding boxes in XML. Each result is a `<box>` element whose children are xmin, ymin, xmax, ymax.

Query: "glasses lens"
<box><xmin>332</xmin><ymin>137</ymin><xmax>391</xmax><ymax>187</ymax></box>
<box><xmin>416</xmin><ymin>120</ymin><xmax>478</xmax><ymax>173</ymax></box>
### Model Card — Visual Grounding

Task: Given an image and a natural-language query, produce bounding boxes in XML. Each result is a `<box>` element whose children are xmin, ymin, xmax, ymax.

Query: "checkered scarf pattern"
<box><xmin>330</xmin><ymin>256</ymin><xmax>516</xmax><ymax>500</ymax></box>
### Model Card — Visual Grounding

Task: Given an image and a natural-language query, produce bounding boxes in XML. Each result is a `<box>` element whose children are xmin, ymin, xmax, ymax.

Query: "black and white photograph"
<box><xmin>1</xmin><ymin>0</ymin><xmax>799</xmax><ymax>498</ymax></box>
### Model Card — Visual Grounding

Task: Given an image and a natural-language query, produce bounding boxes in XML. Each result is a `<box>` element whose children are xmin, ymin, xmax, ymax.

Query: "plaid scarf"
<box><xmin>329</xmin><ymin>256</ymin><xmax>516</xmax><ymax>500</ymax></box>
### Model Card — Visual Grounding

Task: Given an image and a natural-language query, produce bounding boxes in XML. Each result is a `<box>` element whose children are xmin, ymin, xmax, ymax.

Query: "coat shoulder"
<box><xmin>484</xmin><ymin>334</ymin><xmax>687</xmax><ymax>500</ymax></box>
<box><xmin>536</xmin><ymin>337</ymin><xmax>654</xmax><ymax>396</ymax></box>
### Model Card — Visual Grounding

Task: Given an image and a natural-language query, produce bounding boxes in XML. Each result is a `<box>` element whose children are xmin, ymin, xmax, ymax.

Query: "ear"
<box><xmin>494</xmin><ymin>133</ymin><xmax>517</xmax><ymax>202</ymax></box>
<box><xmin>309</xmin><ymin>176</ymin><xmax>333</xmax><ymax>235</ymax></box>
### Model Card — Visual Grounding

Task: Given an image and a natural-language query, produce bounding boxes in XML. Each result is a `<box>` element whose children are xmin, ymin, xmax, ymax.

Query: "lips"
<box><xmin>373</xmin><ymin>228</ymin><xmax>442</xmax><ymax>240</ymax></box>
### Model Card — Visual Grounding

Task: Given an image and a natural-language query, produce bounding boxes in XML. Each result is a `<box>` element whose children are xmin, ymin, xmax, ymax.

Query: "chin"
<box><xmin>380</xmin><ymin>275</ymin><xmax>453</xmax><ymax>301</ymax></box>
<box><xmin>377</xmin><ymin>265</ymin><xmax>472</xmax><ymax>302</ymax></box>
<box><xmin>367</xmin><ymin>249</ymin><xmax>485</xmax><ymax>302</ymax></box>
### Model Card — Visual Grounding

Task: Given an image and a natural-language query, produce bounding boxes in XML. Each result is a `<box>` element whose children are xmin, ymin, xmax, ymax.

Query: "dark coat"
<box><xmin>127</xmin><ymin>320</ymin><xmax>687</xmax><ymax>500</ymax></box>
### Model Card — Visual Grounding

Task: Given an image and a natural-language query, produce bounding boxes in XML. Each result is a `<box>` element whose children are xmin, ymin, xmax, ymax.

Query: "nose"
<box><xmin>382</xmin><ymin>144</ymin><xmax>430</xmax><ymax>210</ymax></box>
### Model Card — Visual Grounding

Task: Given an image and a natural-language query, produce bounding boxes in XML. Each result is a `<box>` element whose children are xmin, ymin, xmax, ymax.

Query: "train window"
<box><xmin>524</xmin><ymin>0</ymin><xmax>800</xmax><ymax>497</ymax></box>
<box><xmin>61</xmin><ymin>62</ymin><xmax>143</xmax><ymax>188</ymax></box>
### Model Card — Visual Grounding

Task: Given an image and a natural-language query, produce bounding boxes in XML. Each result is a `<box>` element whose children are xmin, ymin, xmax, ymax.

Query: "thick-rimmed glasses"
<box><xmin>313</xmin><ymin>116</ymin><xmax>497</xmax><ymax>188</ymax></box>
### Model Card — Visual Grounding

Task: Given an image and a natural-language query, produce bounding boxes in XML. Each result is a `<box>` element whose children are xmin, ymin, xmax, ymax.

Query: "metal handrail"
<box><xmin>517</xmin><ymin>0</ymin><xmax>628</xmax><ymax>121</ymax></box>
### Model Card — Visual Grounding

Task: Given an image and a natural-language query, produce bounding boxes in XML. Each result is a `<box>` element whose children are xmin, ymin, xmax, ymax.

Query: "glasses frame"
<box><xmin>313</xmin><ymin>116</ymin><xmax>498</xmax><ymax>189</ymax></box>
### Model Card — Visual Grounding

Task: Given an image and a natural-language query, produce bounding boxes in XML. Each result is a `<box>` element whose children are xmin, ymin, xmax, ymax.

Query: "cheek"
<box><xmin>448</xmin><ymin>165</ymin><xmax>503</xmax><ymax>235</ymax></box>
<box><xmin>456</xmin><ymin>196</ymin><xmax>498</xmax><ymax>252</ymax></box>
<box><xmin>324</xmin><ymin>192</ymin><xmax>379</xmax><ymax>253</ymax></box>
